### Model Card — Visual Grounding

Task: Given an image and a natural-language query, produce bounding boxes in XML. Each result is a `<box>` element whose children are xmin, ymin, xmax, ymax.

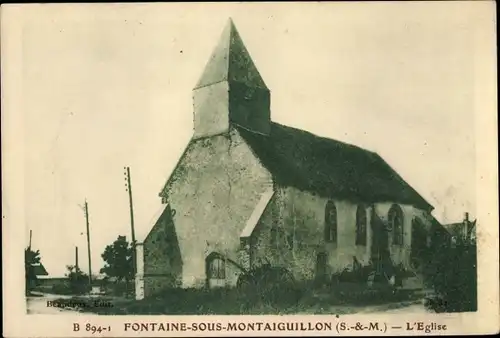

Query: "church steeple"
<box><xmin>192</xmin><ymin>19</ymin><xmax>271</xmax><ymax>139</ymax></box>
<box><xmin>195</xmin><ymin>19</ymin><xmax>268</xmax><ymax>90</ymax></box>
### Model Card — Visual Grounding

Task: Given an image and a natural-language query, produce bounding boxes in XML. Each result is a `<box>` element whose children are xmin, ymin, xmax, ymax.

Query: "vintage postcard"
<box><xmin>2</xmin><ymin>2</ymin><xmax>499</xmax><ymax>337</ymax></box>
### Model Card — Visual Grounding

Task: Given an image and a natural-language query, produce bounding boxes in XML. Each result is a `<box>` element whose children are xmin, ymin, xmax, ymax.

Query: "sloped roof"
<box><xmin>442</xmin><ymin>222</ymin><xmax>463</xmax><ymax>236</ymax></box>
<box><xmin>194</xmin><ymin>18</ymin><xmax>267</xmax><ymax>90</ymax></box>
<box><xmin>240</xmin><ymin>187</ymin><xmax>274</xmax><ymax>238</ymax></box>
<box><xmin>469</xmin><ymin>221</ymin><xmax>477</xmax><ymax>233</ymax></box>
<box><xmin>443</xmin><ymin>220</ymin><xmax>476</xmax><ymax>238</ymax></box>
<box><xmin>429</xmin><ymin>215</ymin><xmax>452</xmax><ymax>239</ymax></box>
<box><xmin>137</xmin><ymin>203</ymin><xmax>169</xmax><ymax>243</ymax></box>
<box><xmin>31</xmin><ymin>263</ymin><xmax>48</xmax><ymax>276</ymax></box>
<box><xmin>237</xmin><ymin>123</ymin><xmax>433</xmax><ymax>210</ymax></box>
<box><xmin>37</xmin><ymin>275</ymin><xmax>67</xmax><ymax>280</ymax></box>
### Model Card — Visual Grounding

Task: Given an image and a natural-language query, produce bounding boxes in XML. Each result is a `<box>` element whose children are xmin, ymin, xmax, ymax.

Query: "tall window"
<box><xmin>207</xmin><ymin>257</ymin><xmax>226</xmax><ymax>279</ymax></box>
<box><xmin>388</xmin><ymin>204</ymin><xmax>404</xmax><ymax>246</ymax></box>
<box><xmin>356</xmin><ymin>205</ymin><xmax>367</xmax><ymax>246</ymax></box>
<box><xmin>270</xmin><ymin>226</ymin><xmax>277</xmax><ymax>246</ymax></box>
<box><xmin>324</xmin><ymin>201</ymin><xmax>338</xmax><ymax>243</ymax></box>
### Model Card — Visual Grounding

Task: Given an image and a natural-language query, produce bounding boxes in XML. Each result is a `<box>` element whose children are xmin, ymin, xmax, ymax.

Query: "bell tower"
<box><xmin>192</xmin><ymin>19</ymin><xmax>271</xmax><ymax>139</ymax></box>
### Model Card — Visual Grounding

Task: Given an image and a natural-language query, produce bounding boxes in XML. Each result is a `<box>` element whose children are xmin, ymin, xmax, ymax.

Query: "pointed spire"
<box><xmin>194</xmin><ymin>18</ymin><xmax>267</xmax><ymax>90</ymax></box>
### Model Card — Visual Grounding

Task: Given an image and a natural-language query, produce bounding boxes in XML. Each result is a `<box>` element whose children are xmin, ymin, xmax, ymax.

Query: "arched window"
<box><xmin>324</xmin><ymin>201</ymin><xmax>337</xmax><ymax>243</ymax></box>
<box><xmin>388</xmin><ymin>204</ymin><xmax>404</xmax><ymax>246</ymax></box>
<box><xmin>356</xmin><ymin>205</ymin><xmax>367</xmax><ymax>246</ymax></box>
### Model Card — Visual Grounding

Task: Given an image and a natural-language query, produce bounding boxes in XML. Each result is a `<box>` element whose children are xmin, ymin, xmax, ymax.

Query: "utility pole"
<box><xmin>28</xmin><ymin>230</ymin><xmax>32</xmax><ymax>250</ymax></box>
<box><xmin>84</xmin><ymin>200</ymin><xmax>92</xmax><ymax>287</ymax></box>
<box><xmin>75</xmin><ymin>246</ymin><xmax>79</xmax><ymax>271</ymax></box>
<box><xmin>124</xmin><ymin>167</ymin><xmax>137</xmax><ymax>277</ymax></box>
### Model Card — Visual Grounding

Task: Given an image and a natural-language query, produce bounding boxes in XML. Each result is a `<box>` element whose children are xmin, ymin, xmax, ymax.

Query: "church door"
<box><xmin>205</xmin><ymin>253</ymin><xmax>226</xmax><ymax>288</ymax></box>
<box><xmin>315</xmin><ymin>252</ymin><xmax>327</xmax><ymax>282</ymax></box>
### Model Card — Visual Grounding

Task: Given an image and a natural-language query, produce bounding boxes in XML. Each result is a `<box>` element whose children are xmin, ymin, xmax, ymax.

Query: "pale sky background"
<box><xmin>19</xmin><ymin>3</ymin><xmax>484</xmax><ymax>277</ymax></box>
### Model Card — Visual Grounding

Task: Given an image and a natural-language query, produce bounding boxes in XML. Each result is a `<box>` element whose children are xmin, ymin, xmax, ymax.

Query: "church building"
<box><xmin>135</xmin><ymin>19</ymin><xmax>437</xmax><ymax>299</ymax></box>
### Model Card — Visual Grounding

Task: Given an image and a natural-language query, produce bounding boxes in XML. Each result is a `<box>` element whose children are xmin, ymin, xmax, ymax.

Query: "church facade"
<box><xmin>135</xmin><ymin>19</ymin><xmax>437</xmax><ymax>299</ymax></box>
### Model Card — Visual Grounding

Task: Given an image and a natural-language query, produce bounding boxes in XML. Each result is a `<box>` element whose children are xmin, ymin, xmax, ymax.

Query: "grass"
<box><xmin>56</xmin><ymin>283</ymin><xmax>424</xmax><ymax>315</ymax></box>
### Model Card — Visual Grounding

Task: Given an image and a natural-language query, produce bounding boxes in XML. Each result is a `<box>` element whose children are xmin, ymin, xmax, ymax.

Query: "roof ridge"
<box><xmin>268</xmin><ymin>122</ymin><xmax>378</xmax><ymax>155</ymax></box>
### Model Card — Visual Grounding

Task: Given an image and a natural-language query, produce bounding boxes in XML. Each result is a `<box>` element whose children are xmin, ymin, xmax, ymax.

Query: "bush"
<box><xmin>101</xmin><ymin>280</ymin><xmax>135</xmax><ymax>297</ymax></box>
<box><xmin>236</xmin><ymin>264</ymin><xmax>303</xmax><ymax>307</ymax></box>
<box><xmin>65</xmin><ymin>266</ymin><xmax>90</xmax><ymax>295</ymax></box>
<box><xmin>334</xmin><ymin>265</ymin><xmax>372</xmax><ymax>284</ymax></box>
<box><xmin>423</xmin><ymin>241</ymin><xmax>477</xmax><ymax>312</ymax></box>
<box><xmin>51</xmin><ymin>283</ymin><xmax>74</xmax><ymax>295</ymax></box>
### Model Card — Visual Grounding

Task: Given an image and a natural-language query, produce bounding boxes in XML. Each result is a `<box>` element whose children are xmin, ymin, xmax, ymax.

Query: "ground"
<box><xmin>26</xmin><ymin>289</ymin><xmax>432</xmax><ymax>315</ymax></box>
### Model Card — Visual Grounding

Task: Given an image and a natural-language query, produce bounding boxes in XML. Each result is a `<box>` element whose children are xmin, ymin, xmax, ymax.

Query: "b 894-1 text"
<box><xmin>73</xmin><ymin>323</ymin><xmax>111</xmax><ymax>334</ymax></box>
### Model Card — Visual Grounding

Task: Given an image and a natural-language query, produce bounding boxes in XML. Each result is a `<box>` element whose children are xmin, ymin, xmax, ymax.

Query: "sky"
<box><xmin>17</xmin><ymin>2</ymin><xmax>487</xmax><ymax>277</ymax></box>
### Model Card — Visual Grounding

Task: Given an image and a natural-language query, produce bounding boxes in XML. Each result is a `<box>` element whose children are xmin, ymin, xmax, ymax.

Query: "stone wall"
<box><xmin>250</xmin><ymin>186</ymin><xmax>433</xmax><ymax>281</ymax></box>
<box><xmin>141</xmin><ymin>204</ymin><xmax>183</xmax><ymax>297</ymax></box>
<box><xmin>251</xmin><ymin>186</ymin><xmax>369</xmax><ymax>280</ymax></box>
<box><xmin>375</xmin><ymin>203</ymin><xmax>432</xmax><ymax>269</ymax></box>
<box><xmin>193</xmin><ymin>82</ymin><xmax>230</xmax><ymax>140</ymax></box>
<box><xmin>159</xmin><ymin>128</ymin><xmax>273</xmax><ymax>289</ymax></box>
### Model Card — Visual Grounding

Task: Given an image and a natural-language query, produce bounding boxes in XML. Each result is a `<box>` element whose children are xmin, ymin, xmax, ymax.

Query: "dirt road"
<box><xmin>360</xmin><ymin>301</ymin><xmax>430</xmax><ymax>314</ymax></box>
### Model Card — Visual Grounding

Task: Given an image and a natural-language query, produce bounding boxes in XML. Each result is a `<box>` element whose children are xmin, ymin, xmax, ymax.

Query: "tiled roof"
<box><xmin>31</xmin><ymin>263</ymin><xmax>48</xmax><ymax>276</ymax></box>
<box><xmin>238</xmin><ymin>123</ymin><xmax>433</xmax><ymax>210</ymax></box>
